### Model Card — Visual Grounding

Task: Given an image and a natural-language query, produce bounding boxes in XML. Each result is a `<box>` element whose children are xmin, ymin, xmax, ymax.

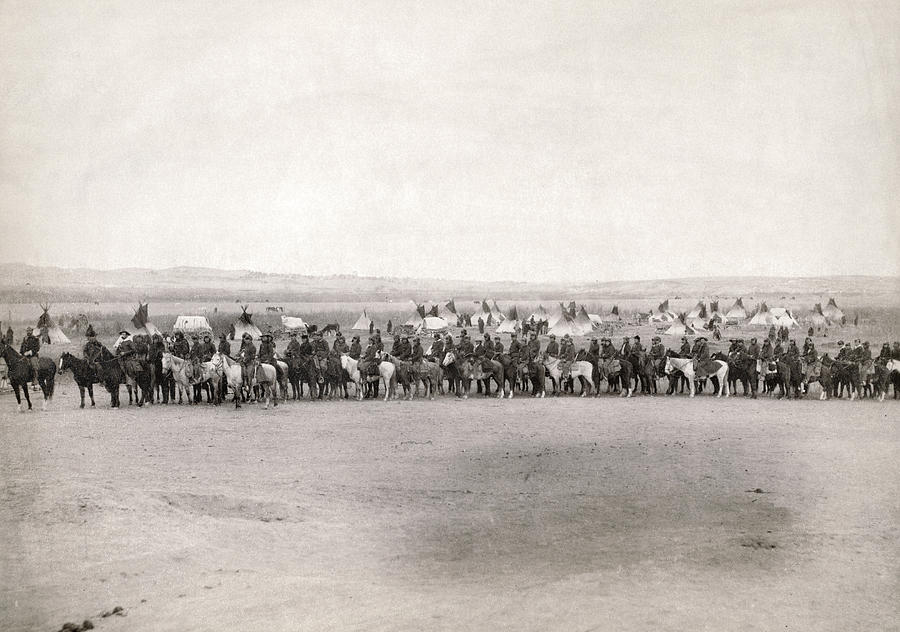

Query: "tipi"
<box><xmin>496</xmin><ymin>306</ymin><xmax>521</xmax><ymax>334</ymax></box>
<box><xmin>230</xmin><ymin>306</ymin><xmax>262</xmax><ymax>340</ymax></box>
<box><xmin>437</xmin><ymin>299</ymin><xmax>457</xmax><ymax>323</ymax></box>
<box><xmin>649</xmin><ymin>299</ymin><xmax>676</xmax><ymax>322</ymax></box>
<box><xmin>529</xmin><ymin>305</ymin><xmax>550</xmax><ymax>322</ymax></box>
<box><xmin>608</xmin><ymin>305</ymin><xmax>621</xmax><ymax>320</ymax></box>
<box><xmin>807</xmin><ymin>303</ymin><xmax>829</xmax><ymax>329</ymax></box>
<box><xmin>748</xmin><ymin>303</ymin><xmax>775</xmax><ymax>326</ymax></box>
<box><xmin>770</xmin><ymin>307</ymin><xmax>799</xmax><ymax>328</ymax></box>
<box><xmin>405</xmin><ymin>304</ymin><xmax>426</xmax><ymax>328</ymax></box>
<box><xmin>546</xmin><ymin>311</ymin><xmax>581</xmax><ymax>337</ymax></box>
<box><xmin>281</xmin><ymin>314</ymin><xmax>308</xmax><ymax>332</ymax></box>
<box><xmin>35</xmin><ymin>304</ymin><xmax>70</xmax><ymax>344</ymax></box>
<box><xmin>351</xmin><ymin>309</ymin><xmax>373</xmax><ymax>331</ymax></box>
<box><xmin>725</xmin><ymin>298</ymin><xmax>748</xmax><ymax>321</ymax></box>
<box><xmin>417</xmin><ymin>316</ymin><xmax>449</xmax><ymax>332</ymax></box>
<box><xmin>822</xmin><ymin>298</ymin><xmax>844</xmax><ymax>322</ymax></box>
<box><xmin>687</xmin><ymin>301</ymin><xmax>707</xmax><ymax>319</ymax></box>
<box><xmin>490</xmin><ymin>300</ymin><xmax>505</xmax><ymax>323</ymax></box>
<box><xmin>664</xmin><ymin>313</ymin><xmax>698</xmax><ymax>337</ymax></box>
<box><xmin>574</xmin><ymin>306</ymin><xmax>594</xmax><ymax>335</ymax></box>
<box><xmin>130</xmin><ymin>302</ymin><xmax>161</xmax><ymax>338</ymax></box>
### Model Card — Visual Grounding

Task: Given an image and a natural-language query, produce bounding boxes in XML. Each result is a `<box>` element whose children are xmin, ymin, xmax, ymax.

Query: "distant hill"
<box><xmin>0</xmin><ymin>263</ymin><xmax>897</xmax><ymax>305</ymax></box>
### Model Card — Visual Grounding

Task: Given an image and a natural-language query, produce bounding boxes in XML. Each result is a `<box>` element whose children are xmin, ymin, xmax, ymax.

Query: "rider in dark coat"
<box><xmin>172</xmin><ymin>332</ymin><xmax>190</xmax><ymax>359</ymax></box>
<box><xmin>620</xmin><ymin>337</ymin><xmax>631</xmax><ymax>358</ymax></box>
<box><xmin>348</xmin><ymin>336</ymin><xmax>361</xmax><ymax>360</ymax></box>
<box><xmin>492</xmin><ymin>336</ymin><xmax>504</xmax><ymax>355</ymax></box>
<box><xmin>409</xmin><ymin>338</ymin><xmax>423</xmax><ymax>364</ymax></box>
<box><xmin>198</xmin><ymin>334</ymin><xmax>216</xmax><ymax>362</ymax></box>
<box><xmin>83</xmin><ymin>325</ymin><xmax>104</xmax><ymax>365</ymax></box>
<box><xmin>508</xmin><ymin>333</ymin><xmax>522</xmax><ymax>363</ymax></box>
<box><xmin>587</xmin><ymin>338</ymin><xmax>600</xmax><ymax>359</ymax></box>
<box><xmin>679</xmin><ymin>337</ymin><xmax>692</xmax><ymax>357</ymax></box>
<box><xmin>746</xmin><ymin>338</ymin><xmax>760</xmax><ymax>361</ymax></box>
<box><xmin>631</xmin><ymin>336</ymin><xmax>643</xmax><ymax>355</ymax></box>
<box><xmin>333</xmin><ymin>333</ymin><xmax>348</xmax><ymax>354</ymax></box>
<box><xmin>20</xmin><ymin>326</ymin><xmax>41</xmax><ymax>385</ymax></box>
<box><xmin>526</xmin><ymin>332</ymin><xmax>540</xmax><ymax>360</ymax></box>
<box><xmin>217</xmin><ymin>334</ymin><xmax>231</xmax><ymax>357</ymax></box>
<box><xmin>545</xmin><ymin>335</ymin><xmax>559</xmax><ymax>358</ymax></box>
<box><xmin>284</xmin><ymin>332</ymin><xmax>302</xmax><ymax>359</ymax></box>
<box><xmin>258</xmin><ymin>332</ymin><xmax>283</xmax><ymax>381</ymax></box>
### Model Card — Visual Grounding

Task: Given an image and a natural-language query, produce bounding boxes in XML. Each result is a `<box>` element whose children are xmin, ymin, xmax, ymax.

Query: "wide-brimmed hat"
<box><xmin>203</xmin><ymin>333</ymin><xmax>211</xmax><ymax>339</ymax></box>
<box><xmin>191</xmin><ymin>334</ymin><xmax>199</xmax><ymax>340</ymax></box>
<box><xmin>120</xmin><ymin>330</ymin><xmax>130</xmax><ymax>336</ymax></box>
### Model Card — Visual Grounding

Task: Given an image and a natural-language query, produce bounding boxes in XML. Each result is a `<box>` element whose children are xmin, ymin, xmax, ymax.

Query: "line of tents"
<box><xmin>648</xmin><ymin>297</ymin><xmax>847</xmax><ymax>336</ymax></box>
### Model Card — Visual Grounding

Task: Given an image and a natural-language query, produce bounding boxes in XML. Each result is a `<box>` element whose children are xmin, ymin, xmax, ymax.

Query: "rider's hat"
<box><xmin>85</xmin><ymin>324</ymin><xmax>96</xmax><ymax>338</ymax></box>
<box><xmin>120</xmin><ymin>330</ymin><xmax>131</xmax><ymax>337</ymax></box>
<box><xmin>203</xmin><ymin>332</ymin><xmax>211</xmax><ymax>339</ymax></box>
<box><xmin>301</xmin><ymin>333</ymin><xmax>309</xmax><ymax>338</ymax></box>
<box><xmin>837</xmin><ymin>340</ymin><xmax>844</xmax><ymax>345</ymax></box>
<box><xmin>191</xmin><ymin>334</ymin><xmax>199</xmax><ymax>340</ymax></box>
<box><xmin>242</xmin><ymin>332</ymin><xmax>251</xmax><ymax>340</ymax></box>
<box><xmin>634</xmin><ymin>335</ymin><xmax>640</xmax><ymax>340</ymax></box>
<box><xmin>549</xmin><ymin>334</ymin><xmax>556</xmax><ymax>338</ymax></box>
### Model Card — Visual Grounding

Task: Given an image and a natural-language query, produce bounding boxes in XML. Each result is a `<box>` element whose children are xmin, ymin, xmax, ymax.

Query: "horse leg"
<box><xmin>88</xmin><ymin>383</ymin><xmax>96</xmax><ymax>406</ymax></box>
<box><xmin>78</xmin><ymin>384</ymin><xmax>86</xmax><ymax>409</ymax></box>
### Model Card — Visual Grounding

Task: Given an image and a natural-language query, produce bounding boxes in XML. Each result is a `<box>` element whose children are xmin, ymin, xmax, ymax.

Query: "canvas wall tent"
<box><xmin>351</xmin><ymin>309</ymin><xmax>373</xmax><ymax>331</ymax></box>
<box><xmin>496</xmin><ymin>306</ymin><xmax>521</xmax><ymax>334</ymax></box>
<box><xmin>546</xmin><ymin>312</ymin><xmax>581</xmax><ymax>337</ymax></box>
<box><xmin>725</xmin><ymin>298</ymin><xmax>748</xmax><ymax>321</ymax></box>
<box><xmin>417</xmin><ymin>316</ymin><xmax>449</xmax><ymax>332</ymax></box>
<box><xmin>35</xmin><ymin>304</ymin><xmax>70</xmax><ymax>344</ymax></box>
<box><xmin>574</xmin><ymin>306</ymin><xmax>595</xmax><ymax>334</ymax></box>
<box><xmin>822</xmin><ymin>298</ymin><xmax>844</xmax><ymax>322</ymax></box>
<box><xmin>230</xmin><ymin>305</ymin><xmax>262</xmax><ymax>340</ymax></box>
<box><xmin>280</xmin><ymin>315</ymin><xmax>307</xmax><ymax>331</ymax></box>
<box><xmin>173</xmin><ymin>315</ymin><xmax>212</xmax><ymax>335</ymax></box>
<box><xmin>129</xmin><ymin>302</ymin><xmax>161</xmax><ymax>338</ymax></box>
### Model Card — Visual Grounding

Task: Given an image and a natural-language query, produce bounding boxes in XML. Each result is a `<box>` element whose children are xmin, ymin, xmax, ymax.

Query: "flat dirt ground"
<box><xmin>2</xmin><ymin>384</ymin><xmax>898</xmax><ymax>631</ymax></box>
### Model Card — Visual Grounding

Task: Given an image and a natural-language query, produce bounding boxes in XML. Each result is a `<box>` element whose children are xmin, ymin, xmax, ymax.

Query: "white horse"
<box><xmin>882</xmin><ymin>359</ymin><xmax>900</xmax><ymax>402</ymax></box>
<box><xmin>664</xmin><ymin>356</ymin><xmax>729</xmax><ymax>397</ymax></box>
<box><xmin>246</xmin><ymin>360</ymin><xmax>277</xmax><ymax>409</ymax></box>
<box><xmin>375</xmin><ymin>354</ymin><xmax>398</xmax><ymax>401</ymax></box>
<box><xmin>161</xmin><ymin>353</ymin><xmax>194</xmax><ymax>404</ymax></box>
<box><xmin>340</xmin><ymin>354</ymin><xmax>364</xmax><ymax>401</ymax></box>
<box><xmin>212</xmin><ymin>353</ymin><xmax>244</xmax><ymax>408</ymax></box>
<box><xmin>543</xmin><ymin>357</ymin><xmax>595</xmax><ymax>397</ymax></box>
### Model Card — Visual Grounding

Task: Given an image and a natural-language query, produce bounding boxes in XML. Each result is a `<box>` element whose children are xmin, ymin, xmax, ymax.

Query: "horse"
<box><xmin>318</xmin><ymin>353</ymin><xmax>346</xmax><ymax>399</ymax></box>
<box><xmin>211</xmin><ymin>353</ymin><xmax>244</xmax><ymax>407</ymax></box>
<box><xmin>776</xmin><ymin>356</ymin><xmax>803</xmax><ymax>399</ymax></box>
<box><xmin>593</xmin><ymin>356</ymin><xmax>634</xmax><ymax>397</ymax></box>
<box><xmin>121</xmin><ymin>354</ymin><xmax>151</xmax><ymax>407</ymax></box>
<box><xmin>246</xmin><ymin>360</ymin><xmax>278</xmax><ymax>408</ymax></box>
<box><xmin>469</xmin><ymin>356</ymin><xmax>507</xmax><ymax>399</ymax></box>
<box><xmin>831</xmin><ymin>360</ymin><xmax>860</xmax><ymax>400</ymax></box>
<box><xmin>442</xmin><ymin>350</ymin><xmax>473</xmax><ymax>398</ymax></box>
<box><xmin>59</xmin><ymin>352</ymin><xmax>97</xmax><ymax>408</ymax></box>
<box><xmin>383</xmin><ymin>353</ymin><xmax>417</xmax><ymax>400</ymax></box>
<box><xmin>720</xmin><ymin>352</ymin><xmax>758</xmax><ymax>398</ymax></box>
<box><xmin>628</xmin><ymin>351</ymin><xmax>656</xmax><ymax>395</ymax></box>
<box><xmin>340</xmin><ymin>354</ymin><xmax>364</xmax><ymax>400</ymax></box>
<box><xmin>543</xmin><ymin>357</ymin><xmax>595</xmax><ymax>397</ymax></box>
<box><xmin>418</xmin><ymin>359</ymin><xmax>443</xmax><ymax>400</ymax></box>
<box><xmin>0</xmin><ymin>341</ymin><xmax>56</xmax><ymax>412</ymax></box>
<box><xmin>161</xmin><ymin>354</ymin><xmax>192</xmax><ymax>404</ymax></box>
<box><xmin>93</xmin><ymin>346</ymin><xmax>126</xmax><ymax>408</ymax></box>
<box><xmin>883</xmin><ymin>359</ymin><xmax>900</xmax><ymax>401</ymax></box>
<box><xmin>664</xmin><ymin>356</ymin><xmax>729</xmax><ymax>397</ymax></box>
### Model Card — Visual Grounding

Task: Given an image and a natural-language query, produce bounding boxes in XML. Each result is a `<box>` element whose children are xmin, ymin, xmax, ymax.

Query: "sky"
<box><xmin>0</xmin><ymin>0</ymin><xmax>898</xmax><ymax>282</ymax></box>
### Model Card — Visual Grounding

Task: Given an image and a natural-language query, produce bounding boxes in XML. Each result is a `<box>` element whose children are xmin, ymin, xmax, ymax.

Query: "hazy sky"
<box><xmin>1</xmin><ymin>0</ymin><xmax>898</xmax><ymax>282</ymax></box>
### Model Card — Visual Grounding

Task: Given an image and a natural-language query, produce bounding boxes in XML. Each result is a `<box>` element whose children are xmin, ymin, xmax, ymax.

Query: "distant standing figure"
<box><xmin>369</xmin><ymin>321</ymin><xmax>374</xmax><ymax>335</ymax></box>
<box><xmin>478</xmin><ymin>316</ymin><xmax>484</xmax><ymax>334</ymax></box>
<box><xmin>386</xmin><ymin>320</ymin><xmax>393</xmax><ymax>334</ymax></box>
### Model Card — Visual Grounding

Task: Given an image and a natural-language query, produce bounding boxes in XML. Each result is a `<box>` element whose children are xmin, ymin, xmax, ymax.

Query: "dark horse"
<box><xmin>59</xmin><ymin>352</ymin><xmax>98</xmax><ymax>408</ymax></box>
<box><xmin>93</xmin><ymin>346</ymin><xmax>126</xmax><ymax>408</ymax></box>
<box><xmin>0</xmin><ymin>341</ymin><xmax>56</xmax><ymax>411</ymax></box>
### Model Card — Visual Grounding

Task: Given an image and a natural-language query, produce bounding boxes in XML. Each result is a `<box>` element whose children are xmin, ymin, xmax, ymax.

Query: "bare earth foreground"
<box><xmin>2</xmin><ymin>385</ymin><xmax>898</xmax><ymax>631</ymax></box>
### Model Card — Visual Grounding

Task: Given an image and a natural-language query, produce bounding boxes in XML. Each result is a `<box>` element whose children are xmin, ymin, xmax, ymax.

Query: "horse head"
<box><xmin>442</xmin><ymin>351</ymin><xmax>455</xmax><ymax>367</ymax></box>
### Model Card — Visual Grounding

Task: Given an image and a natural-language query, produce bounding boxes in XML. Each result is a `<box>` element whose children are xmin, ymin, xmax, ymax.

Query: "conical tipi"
<box><xmin>35</xmin><ymin>304</ymin><xmax>70</xmax><ymax>344</ymax></box>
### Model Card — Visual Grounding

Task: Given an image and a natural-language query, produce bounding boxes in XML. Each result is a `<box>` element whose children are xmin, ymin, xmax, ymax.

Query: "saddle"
<box><xmin>601</xmin><ymin>358</ymin><xmax>620</xmax><ymax>376</ymax></box>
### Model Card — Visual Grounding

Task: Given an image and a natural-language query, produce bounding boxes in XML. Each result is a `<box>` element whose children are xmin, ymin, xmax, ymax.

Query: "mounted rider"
<box><xmin>172</xmin><ymin>331</ymin><xmax>190</xmax><ymax>359</ymax></box>
<box><xmin>284</xmin><ymin>331</ymin><xmax>302</xmax><ymax>361</ymax></box>
<box><xmin>691</xmin><ymin>336</ymin><xmax>714</xmax><ymax>377</ymax></box>
<box><xmin>333</xmin><ymin>332</ymin><xmax>348</xmax><ymax>354</ymax></box>
<box><xmin>409</xmin><ymin>336</ymin><xmax>424</xmax><ymax>369</ymax></box>
<box><xmin>458</xmin><ymin>331</ymin><xmax>474</xmax><ymax>356</ymax></box>
<box><xmin>258</xmin><ymin>332</ymin><xmax>283</xmax><ymax>382</ymax></box>
<box><xmin>492</xmin><ymin>336</ymin><xmax>503</xmax><ymax>355</ymax></box>
<box><xmin>560</xmin><ymin>335</ymin><xmax>576</xmax><ymax>376</ymax></box>
<box><xmin>649</xmin><ymin>336</ymin><xmax>666</xmax><ymax>373</ymax></box>
<box><xmin>620</xmin><ymin>336</ymin><xmax>631</xmax><ymax>358</ymax></box>
<box><xmin>631</xmin><ymin>335</ymin><xmax>643</xmax><ymax>355</ymax></box>
<box><xmin>217</xmin><ymin>333</ymin><xmax>231</xmax><ymax>358</ymax></box>
<box><xmin>20</xmin><ymin>326</ymin><xmax>41</xmax><ymax>386</ymax></box>
<box><xmin>545</xmin><ymin>334</ymin><xmax>559</xmax><ymax>359</ymax></box>
<box><xmin>360</xmin><ymin>337</ymin><xmax>380</xmax><ymax>380</ymax></box>
<box><xmin>679</xmin><ymin>337</ymin><xmax>692</xmax><ymax>357</ymax></box>
<box><xmin>348</xmin><ymin>335</ymin><xmax>361</xmax><ymax>360</ymax></box>
<box><xmin>508</xmin><ymin>332</ymin><xmax>522</xmax><ymax>364</ymax></box>
<box><xmin>83</xmin><ymin>324</ymin><xmax>103</xmax><ymax>366</ymax></box>
<box><xmin>239</xmin><ymin>332</ymin><xmax>257</xmax><ymax>384</ymax></box>
<box><xmin>525</xmin><ymin>331</ymin><xmax>540</xmax><ymax>363</ymax></box>
<box><xmin>427</xmin><ymin>333</ymin><xmax>444</xmax><ymax>364</ymax></box>
<box><xmin>481</xmin><ymin>334</ymin><xmax>494</xmax><ymax>360</ymax></box>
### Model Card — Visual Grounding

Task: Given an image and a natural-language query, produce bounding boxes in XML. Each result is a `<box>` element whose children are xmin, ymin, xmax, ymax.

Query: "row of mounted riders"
<box><xmin>3</xmin><ymin>340</ymin><xmax>898</xmax><ymax>411</ymax></box>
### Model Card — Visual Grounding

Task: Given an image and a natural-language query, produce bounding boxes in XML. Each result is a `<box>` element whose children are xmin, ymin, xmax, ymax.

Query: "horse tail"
<box><xmin>48</xmin><ymin>373</ymin><xmax>56</xmax><ymax>398</ymax></box>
